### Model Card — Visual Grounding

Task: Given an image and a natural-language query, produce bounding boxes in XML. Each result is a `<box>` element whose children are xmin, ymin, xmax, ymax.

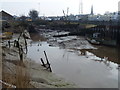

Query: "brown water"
<box><xmin>27</xmin><ymin>41</ymin><xmax>118</xmax><ymax>88</ymax></box>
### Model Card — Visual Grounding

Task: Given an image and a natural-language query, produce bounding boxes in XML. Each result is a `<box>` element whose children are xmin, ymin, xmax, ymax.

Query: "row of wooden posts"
<box><xmin>7</xmin><ymin>32</ymin><xmax>28</xmax><ymax>62</ymax></box>
<box><xmin>7</xmin><ymin>32</ymin><xmax>52</xmax><ymax>72</ymax></box>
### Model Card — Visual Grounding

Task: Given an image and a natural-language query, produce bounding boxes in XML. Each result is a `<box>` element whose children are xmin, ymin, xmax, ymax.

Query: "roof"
<box><xmin>0</xmin><ymin>10</ymin><xmax>13</xmax><ymax>18</ymax></box>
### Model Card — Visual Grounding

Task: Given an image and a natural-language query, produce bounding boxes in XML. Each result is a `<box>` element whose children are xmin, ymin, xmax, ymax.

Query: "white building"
<box><xmin>88</xmin><ymin>12</ymin><xmax>118</xmax><ymax>21</ymax></box>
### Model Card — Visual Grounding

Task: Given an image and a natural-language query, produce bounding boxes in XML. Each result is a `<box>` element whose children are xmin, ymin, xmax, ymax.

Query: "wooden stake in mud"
<box><xmin>14</xmin><ymin>40</ymin><xmax>19</xmax><ymax>48</ymax></box>
<box><xmin>40</xmin><ymin>58</ymin><xmax>46</xmax><ymax>67</ymax></box>
<box><xmin>48</xmin><ymin>65</ymin><xmax>52</xmax><ymax>72</ymax></box>
<box><xmin>8</xmin><ymin>40</ymin><xmax>11</xmax><ymax>48</ymax></box>
<box><xmin>14</xmin><ymin>40</ymin><xmax>17</xmax><ymax>47</ymax></box>
<box><xmin>44</xmin><ymin>51</ymin><xmax>49</xmax><ymax>65</ymax></box>
<box><xmin>25</xmin><ymin>40</ymin><xmax>28</xmax><ymax>53</ymax></box>
<box><xmin>18</xmin><ymin>32</ymin><xmax>23</xmax><ymax>42</ymax></box>
<box><xmin>43</xmin><ymin>51</ymin><xmax>52</xmax><ymax>72</ymax></box>
<box><xmin>19</xmin><ymin>45</ymin><xmax>23</xmax><ymax>62</ymax></box>
<box><xmin>23</xmin><ymin>33</ymin><xmax>28</xmax><ymax>54</ymax></box>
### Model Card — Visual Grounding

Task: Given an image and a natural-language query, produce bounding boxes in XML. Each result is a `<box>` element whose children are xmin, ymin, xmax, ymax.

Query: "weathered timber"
<box><xmin>40</xmin><ymin>58</ymin><xmax>46</xmax><ymax>67</ymax></box>
<box><xmin>43</xmin><ymin>51</ymin><xmax>52</xmax><ymax>72</ymax></box>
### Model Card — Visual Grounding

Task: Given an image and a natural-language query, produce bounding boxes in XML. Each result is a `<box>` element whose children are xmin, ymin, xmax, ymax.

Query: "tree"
<box><xmin>17</xmin><ymin>15</ymin><xmax>28</xmax><ymax>29</ymax></box>
<box><xmin>29</xmin><ymin>10</ymin><xmax>39</xmax><ymax>20</ymax></box>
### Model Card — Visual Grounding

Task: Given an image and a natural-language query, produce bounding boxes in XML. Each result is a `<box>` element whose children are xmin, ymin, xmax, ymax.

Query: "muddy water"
<box><xmin>88</xmin><ymin>45</ymin><xmax>119</xmax><ymax>64</ymax></box>
<box><xmin>27</xmin><ymin>40</ymin><xmax>118</xmax><ymax>88</ymax></box>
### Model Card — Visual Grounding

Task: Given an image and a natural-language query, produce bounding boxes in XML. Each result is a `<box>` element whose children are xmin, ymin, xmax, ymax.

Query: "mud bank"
<box><xmin>1</xmin><ymin>32</ymin><xmax>76</xmax><ymax>88</ymax></box>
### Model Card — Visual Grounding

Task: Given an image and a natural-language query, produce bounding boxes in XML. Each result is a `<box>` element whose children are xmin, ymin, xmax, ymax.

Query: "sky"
<box><xmin>0</xmin><ymin>0</ymin><xmax>120</xmax><ymax>16</ymax></box>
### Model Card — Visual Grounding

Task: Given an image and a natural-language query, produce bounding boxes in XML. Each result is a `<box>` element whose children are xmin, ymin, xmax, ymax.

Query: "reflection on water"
<box><xmin>27</xmin><ymin>41</ymin><xmax>118</xmax><ymax>88</ymax></box>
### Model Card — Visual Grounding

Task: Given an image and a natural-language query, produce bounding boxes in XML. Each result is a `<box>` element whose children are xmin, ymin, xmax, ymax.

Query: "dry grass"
<box><xmin>15</xmin><ymin>62</ymin><xmax>30</xmax><ymax>88</ymax></box>
<box><xmin>2</xmin><ymin>60</ymin><xmax>32</xmax><ymax>88</ymax></box>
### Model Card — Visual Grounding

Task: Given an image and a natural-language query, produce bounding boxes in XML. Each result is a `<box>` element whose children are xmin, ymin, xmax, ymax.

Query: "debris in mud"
<box><xmin>46</xmin><ymin>32</ymin><xmax>96</xmax><ymax>50</ymax></box>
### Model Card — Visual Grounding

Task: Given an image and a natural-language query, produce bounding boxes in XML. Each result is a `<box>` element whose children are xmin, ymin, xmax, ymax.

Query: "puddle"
<box><xmin>27</xmin><ymin>41</ymin><xmax>118</xmax><ymax>88</ymax></box>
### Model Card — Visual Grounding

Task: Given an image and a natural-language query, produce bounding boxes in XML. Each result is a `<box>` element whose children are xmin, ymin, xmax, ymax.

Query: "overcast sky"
<box><xmin>0</xmin><ymin>0</ymin><xmax>120</xmax><ymax>16</ymax></box>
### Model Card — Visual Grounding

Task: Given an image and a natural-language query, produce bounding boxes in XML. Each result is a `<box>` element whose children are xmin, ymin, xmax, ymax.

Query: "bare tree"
<box><xmin>29</xmin><ymin>10</ymin><xmax>39</xmax><ymax>20</ymax></box>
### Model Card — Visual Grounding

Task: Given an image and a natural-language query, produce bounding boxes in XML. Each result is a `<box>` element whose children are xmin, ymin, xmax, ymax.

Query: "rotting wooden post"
<box><xmin>18</xmin><ymin>45</ymin><xmax>21</xmax><ymax>60</ymax></box>
<box><xmin>14</xmin><ymin>40</ymin><xmax>16</xmax><ymax>47</ymax></box>
<box><xmin>8</xmin><ymin>40</ymin><xmax>10</xmax><ymax>48</ymax></box>
<box><xmin>49</xmin><ymin>66</ymin><xmax>52</xmax><ymax>72</ymax></box>
<box><xmin>16</xmin><ymin>41</ymin><xmax>19</xmax><ymax>49</ymax></box>
<box><xmin>19</xmin><ymin>45</ymin><xmax>23</xmax><ymax>62</ymax></box>
<box><xmin>23</xmin><ymin>34</ymin><xmax>28</xmax><ymax>54</ymax></box>
<box><xmin>44</xmin><ymin>51</ymin><xmax>50</xmax><ymax>65</ymax></box>
<box><xmin>18</xmin><ymin>32</ymin><xmax>23</xmax><ymax>42</ymax></box>
<box><xmin>45</xmin><ymin>63</ymin><xmax>52</xmax><ymax>72</ymax></box>
<box><xmin>43</xmin><ymin>51</ymin><xmax>52</xmax><ymax>72</ymax></box>
<box><xmin>40</xmin><ymin>58</ymin><xmax>46</xmax><ymax>67</ymax></box>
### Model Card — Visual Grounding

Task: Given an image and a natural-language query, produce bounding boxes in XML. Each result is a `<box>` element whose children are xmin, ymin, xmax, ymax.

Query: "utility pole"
<box><xmin>67</xmin><ymin>7</ymin><xmax>69</xmax><ymax>16</ymax></box>
<box><xmin>91</xmin><ymin>5</ymin><xmax>93</xmax><ymax>15</ymax></box>
<box><xmin>63</xmin><ymin>10</ymin><xmax>66</xmax><ymax>20</ymax></box>
<box><xmin>67</xmin><ymin>7</ymin><xmax>69</xmax><ymax>20</ymax></box>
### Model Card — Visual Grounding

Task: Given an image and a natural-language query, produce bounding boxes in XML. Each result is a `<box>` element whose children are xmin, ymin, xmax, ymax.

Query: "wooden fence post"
<box><xmin>40</xmin><ymin>58</ymin><xmax>46</xmax><ymax>67</ymax></box>
<box><xmin>43</xmin><ymin>51</ymin><xmax>52</xmax><ymax>72</ymax></box>
<box><xmin>44</xmin><ymin>51</ymin><xmax>49</xmax><ymax>65</ymax></box>
<box><xmin>8</xmin><ymin>40</ymin><xmax>10</xmax><ymax>48</ymax></box>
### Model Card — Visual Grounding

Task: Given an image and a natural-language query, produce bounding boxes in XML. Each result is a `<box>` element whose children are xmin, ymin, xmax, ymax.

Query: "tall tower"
<box><xmin>38</xmin><ymin>3</ymin><xmax>40</xmax><ymax>16</ymax></box>
<box><xmin>79</xmin><ymin>0</ymin><xmax>83</xmax><ymax>15</ymax></box>
<box><xmin>118</xmin><ymin>1</ymin><xmax>120</xmax><ymax>14</ymax></box>
<box><xmin>91</xmin><ymin>5</ymin><xmax>93</xmax><ymax>15</ymax></box>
